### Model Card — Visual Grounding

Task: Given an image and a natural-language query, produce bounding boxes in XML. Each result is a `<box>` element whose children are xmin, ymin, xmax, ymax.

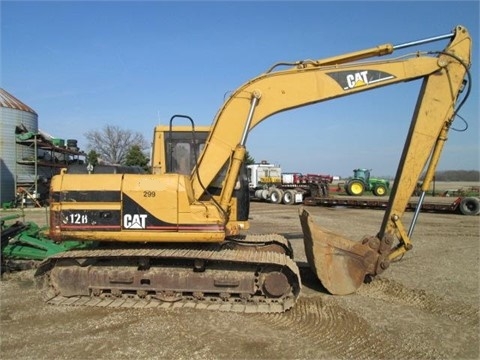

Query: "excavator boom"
<box><xmin>192</xmin><ymin>26</ymin><xmax>471</xmax><ymax>202</ymax></box>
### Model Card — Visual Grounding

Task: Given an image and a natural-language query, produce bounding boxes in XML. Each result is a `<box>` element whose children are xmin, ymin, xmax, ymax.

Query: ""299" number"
<box><xmin>143</xmin><ymin>191</ymin><xmax>156</xmax><ymax>197</ymax></box>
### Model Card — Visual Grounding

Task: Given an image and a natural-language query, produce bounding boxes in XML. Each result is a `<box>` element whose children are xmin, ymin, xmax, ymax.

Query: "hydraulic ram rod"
<box><xmin>393</xmin><ymin>32</ymin><xmax>454</xmax><ymax>50</ymax></box>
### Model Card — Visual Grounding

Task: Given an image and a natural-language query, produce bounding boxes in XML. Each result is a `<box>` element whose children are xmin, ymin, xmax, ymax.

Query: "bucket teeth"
<box><xmin>299</xmin><ymin>207</ymin><xmax>380</xmax><ymax>295</ymax></box>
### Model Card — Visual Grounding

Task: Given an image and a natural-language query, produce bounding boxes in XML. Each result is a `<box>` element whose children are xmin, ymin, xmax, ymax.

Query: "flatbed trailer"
<box><xmin>304</xmin><ymin>195</ymin><xmax>480</xmax><ymax>216</ymax></box>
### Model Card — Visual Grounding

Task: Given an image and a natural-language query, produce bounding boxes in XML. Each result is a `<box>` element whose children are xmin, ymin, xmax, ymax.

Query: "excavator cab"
<box><xmin>151</xmin><ymin>118</ymin><xmax>250</xmax><ymax>221</ymax></box>
<box><xmin>151</xmin><ymin>121</ymin><xmax>210</xmax><ymax>175</ymax></box>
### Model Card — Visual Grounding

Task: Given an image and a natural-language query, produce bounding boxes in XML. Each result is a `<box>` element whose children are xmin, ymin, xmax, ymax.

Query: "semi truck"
<box><xmin>248</xmin><ymin>161</ymin><xmax>333</xmax><ymax>205</ymax></box>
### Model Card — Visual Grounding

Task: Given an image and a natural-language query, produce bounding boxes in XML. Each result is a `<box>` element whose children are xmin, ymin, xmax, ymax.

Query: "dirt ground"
<box><xmin>1</xmin><ymin>183</ymin><xmax>479</xmax><ymax>360</ymax></box>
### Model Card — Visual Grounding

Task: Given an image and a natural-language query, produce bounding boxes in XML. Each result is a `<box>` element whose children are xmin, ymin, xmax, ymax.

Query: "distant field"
<box><xmin>404</xmin><ymin>181</ymin><xmax>479</xmax><ymax>196</ymax></box>
<box><xmin>424</xmin><ymin>181</ymin><xmax>479</xmax><ymax>191</ymax></box>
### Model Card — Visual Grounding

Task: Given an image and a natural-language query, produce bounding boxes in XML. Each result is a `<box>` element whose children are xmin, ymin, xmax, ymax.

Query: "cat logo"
<box><xmin>124</xmin><ymin>214</ymin><xmax>147</xmax><ymax>229</ymax></box>
<box><xmin>326</xmin><ymin>70</ymin><xmax>396</xmax><ymax>90</ymax></box>
<box><xmin>346</xmin><ymin>71</ymin><xmax>369</xmax><ymax>89</ymax></box>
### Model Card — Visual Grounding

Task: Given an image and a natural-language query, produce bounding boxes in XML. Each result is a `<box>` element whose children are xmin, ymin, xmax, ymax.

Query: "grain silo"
<box><xmin>0</xmin><ymin>88</ymin><xmax>38</xmax><ymax>206</ymax></box>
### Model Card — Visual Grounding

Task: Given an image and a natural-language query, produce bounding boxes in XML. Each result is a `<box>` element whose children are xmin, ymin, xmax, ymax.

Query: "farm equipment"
<box><xmin>345</xmin><ymin>168</ymin><xmax>390</xmax><ymax>196</ymax></box>
<box><xmin>34</xmin><ymin>26</ymin><xmax>472</xmax><ymax>310</ymax></box>
<box><xmin>1</xmin><ymin>212</ymin><xmax>90</xmax><ymax>273</ymax></box>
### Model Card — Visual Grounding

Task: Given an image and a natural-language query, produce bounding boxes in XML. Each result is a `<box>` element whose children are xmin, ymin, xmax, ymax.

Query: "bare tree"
<box><xmin>85</xmin><ymin>125</ymin><xmax>148</xmax><ymax>165</ymax></box>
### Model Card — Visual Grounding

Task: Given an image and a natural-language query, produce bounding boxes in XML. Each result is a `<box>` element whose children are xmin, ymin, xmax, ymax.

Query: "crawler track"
<box><xmin>35</xmin><ymin>235</ymin><xmax>301</xmax><ymax>313</ymax></box>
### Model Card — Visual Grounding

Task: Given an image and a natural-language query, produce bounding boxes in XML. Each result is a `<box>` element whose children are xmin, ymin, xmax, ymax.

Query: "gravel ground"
<box><xmin>1</xmin><ymin>182</ymin><xmax>479</xmax><ymax>360</ymax></box>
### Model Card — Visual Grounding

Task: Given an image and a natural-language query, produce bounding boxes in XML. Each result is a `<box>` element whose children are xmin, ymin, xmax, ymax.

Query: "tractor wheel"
<box><xmin>346</xmin><ymin>180</ymin><xmax>364</xmax><ymax>196</ymax></box>
<box><xmin>373</xmin><ymin>184</ymin><xmax>387</xmax><ymax>196</ymax></box>
<box><xmin>344</xmin><ymin>183</ymin><xmax>352</xmax><ymax>195</ymax></box>
<box><xmin>269</xmin><ymin>188</ymin><xmax>283</xmax><ymax>204</ymax></box>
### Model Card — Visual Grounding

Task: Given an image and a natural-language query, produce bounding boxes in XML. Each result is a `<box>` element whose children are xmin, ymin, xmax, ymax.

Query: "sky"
<box><xmin>1</xmin><ymin>0</ymin><xmax>479</xmax><ymax>177</ymax></box>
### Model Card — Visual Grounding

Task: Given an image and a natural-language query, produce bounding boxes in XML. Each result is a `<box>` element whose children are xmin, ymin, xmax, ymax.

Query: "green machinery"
<box><xmin>344</xmin><ymin>168</ymin><xmax>390</xmax><ymax>196</ymax></box>
<box><xmin>1</xmin><ymin>212</ymin><xmax>92</xmax><ymax>273</ymax></box>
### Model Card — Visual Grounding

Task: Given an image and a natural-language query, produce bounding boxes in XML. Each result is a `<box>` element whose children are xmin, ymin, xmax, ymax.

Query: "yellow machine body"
<box><xmin>44</xmin><ymin>26</ymin><xmax>472</xmax><ymax>299</ymax></box>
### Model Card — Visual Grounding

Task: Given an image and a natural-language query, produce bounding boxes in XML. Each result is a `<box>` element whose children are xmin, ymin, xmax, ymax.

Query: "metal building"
<box><xmin>0</xmin><ymin>88</ymin><xmax>38</xmax><ymax>205</ymax></box>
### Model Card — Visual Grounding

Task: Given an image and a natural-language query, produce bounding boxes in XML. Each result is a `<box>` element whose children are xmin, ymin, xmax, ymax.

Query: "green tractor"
<box><xmin>344</xmin><ymin>168</ymin><xmax>390</xmax><ymax>196</ymax></box>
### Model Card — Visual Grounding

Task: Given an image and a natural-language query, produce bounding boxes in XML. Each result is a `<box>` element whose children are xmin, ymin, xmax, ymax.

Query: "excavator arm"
<box><xmin>193</xmin><ymin>25</ymin><xmax>472</xmax><ymax>294</ymax></box>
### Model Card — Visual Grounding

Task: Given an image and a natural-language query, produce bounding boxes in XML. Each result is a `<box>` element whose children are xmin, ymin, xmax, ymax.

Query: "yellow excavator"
<box><xmin>36</xmin><ymin>25</ymin><xmax>472</xmax><ymax>311</ymax></box>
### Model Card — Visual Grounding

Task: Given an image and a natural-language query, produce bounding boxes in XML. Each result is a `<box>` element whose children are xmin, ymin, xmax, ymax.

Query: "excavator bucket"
<box><xmin>299</xmin><ymin>207</ymin><xmax>380</xmax><ymax>295</ymax></box>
